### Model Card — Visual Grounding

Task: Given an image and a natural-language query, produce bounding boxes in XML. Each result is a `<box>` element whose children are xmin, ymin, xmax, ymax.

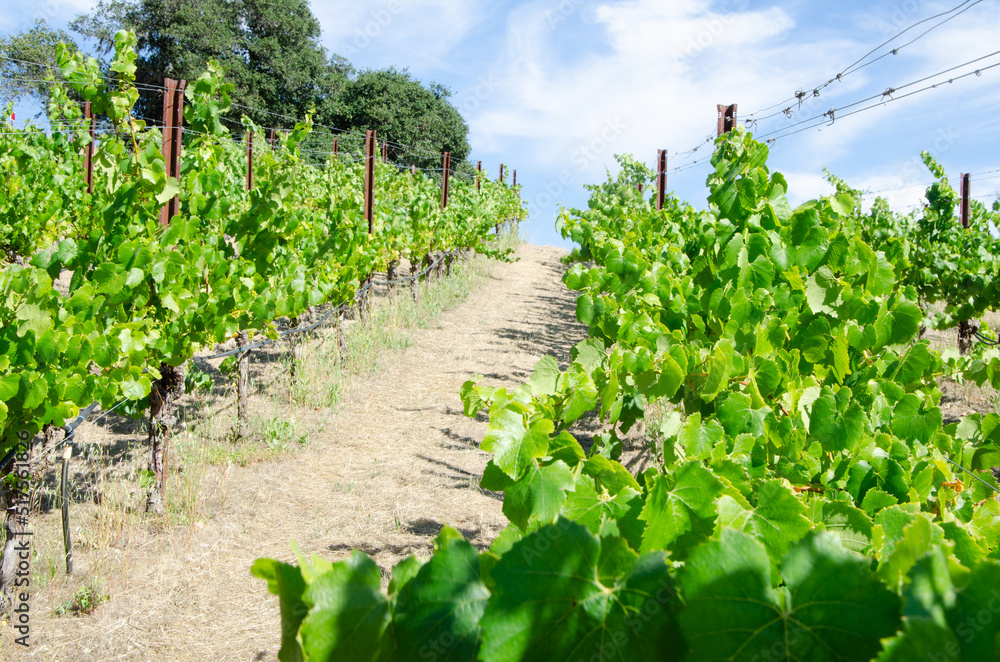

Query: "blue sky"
<box><xmin>4</xmin><ymin>0</ymin><xmax>1000</xmax><ymax>248</ymax></box>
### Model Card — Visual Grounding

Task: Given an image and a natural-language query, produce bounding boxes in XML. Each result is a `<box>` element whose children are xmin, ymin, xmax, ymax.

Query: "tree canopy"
<box><xmin>48</xmin><ymin>0</ymin><xmax>468</xmax><ymax>168</ymax></box>
<box><xmin>0</xmin><ymin>20</ymin><xmax>81</xmax><ymax>110</ymax></box>
<box><xmin>70</xmin><ymin>0</ymin><xmax>349</xmax><ymax>128</ymax></box>
<box><xmin>1</xmin><ymin>1</ymin><xmax>473</xmax><ymax>168</ymax></box>
<box><xmin>329</xmin><ymin>68</ymin><xmax>470</xmax><ymax>169</ymax></box>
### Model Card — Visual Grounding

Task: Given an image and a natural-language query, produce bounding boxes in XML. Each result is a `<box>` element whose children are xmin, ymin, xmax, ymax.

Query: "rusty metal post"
<box><xmin>382</xmin><ymin>141</ymin><xmax>388</xmax><ymax>163</ymax></box>
<box><xmin>656</xmin><ymin>149</ymin><xmax>667</xmax><ymax>211</ymax></box>
<box><xmin>246</xmin><ymin>130</ymin><xmax>254</xmax><ymax>191</ymax></box>
<box><xmin>957</xmin><ymin>172</ymin><xmax>974</xmax><ymax>351</ymax></box>
<box><xmin>961</xmin><ymin>173</ymin><xmax>971</xmax><ymax>229</ymax></box>
<box><xmin>441</xmin><ymin>152</ymin><xmax>451</xmax><ymax>209</ymax></box>
<box><xmin>717</xmin><ymin>104</ymin><xmax>737</xmax><ymax>136</ymax></box>
<box><xmin>332</xmin><ymin>138</ymin><xmax>338</xmax><ymax>160</ymax></box>
<box><xmin>364</xmin><ymin>130</ymin><xmax>376</xmax><ymax>235</ymax></box>
<box><xmin>158</xmin><ymin>79</ymin><xmax>177</xmax><ymax>225</ymax></box>
<box><xmin>83</xmin><ymin>101</ymin><xmax>95</xmax><ymax>194</ymax></box>
<box><xmin>60</xmin><ymin>447</ymin><xmax>72</xmax><ymax>574</ymax></box>
<box><xmin>153</xmin><ymin>77</ymin><xmax>185</xmax><ymax>519</ymax></box>
<box><xmin>159</xmin><ymin>78</ymin><xmax>186</xmax><ymax>226</ymax></box>
<box><xmin>269</xmin><ymin>128</ymin><xmax>277</xmax><ymax>151</ymax></box>
<box><xmin>359</xmin><ymin>130</ymin><xmax>378</xmax><ymax>321</ymax></box>
<box><xmin>476</xmin><ymin>161</ymin><xmax>482</xmax><ymax>190</ymax></box>
<box><xmin>495</xmin><ymin>165</ymin><xmax>502</xmax><ymax>234</ymax></box>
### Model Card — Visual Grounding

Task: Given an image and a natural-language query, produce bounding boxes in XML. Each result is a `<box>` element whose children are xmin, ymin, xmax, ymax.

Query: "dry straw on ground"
<box><xmin>4</xmin><ymin>243</ymin><xmax>997</xmax><ymax>661</ymax></box>
<box><xmin>3</xmin><ymin>242</ymin><xmax>591</xmax><ymax>662</ymax></box>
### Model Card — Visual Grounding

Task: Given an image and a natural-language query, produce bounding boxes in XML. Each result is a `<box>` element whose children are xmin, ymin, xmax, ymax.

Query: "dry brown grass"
<box><xmin>14</xmin><ymin>241</ymin><xmax>994</xmax><ymax>661</ymax></box>
<box><xmin>923</xmin><ymin>309</ymin><xmax>1000</xmax><ymax>424</ymax></box>
<box><xmin>1</xmin><ymin>240</ymin><xmax>591</xmax><ymax>661</ymax></box>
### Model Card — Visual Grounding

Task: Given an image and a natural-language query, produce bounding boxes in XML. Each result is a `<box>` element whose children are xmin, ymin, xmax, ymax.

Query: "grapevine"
<box><xmin>0</xmin><ymin>32</ymin><xmax>523</xmax><ymax>522</ymax></box>
<box><xmin>256</xmin><ymin>127</ymin><xmax>1000</xmax><ymax>662</ymax></box>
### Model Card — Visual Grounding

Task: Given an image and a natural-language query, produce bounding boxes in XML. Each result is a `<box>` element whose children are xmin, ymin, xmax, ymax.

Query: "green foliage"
<box><xmin>184</xmin><ymin>363</ymin><xmax>213</xmax><ymax>395</ymax></box>
<box><xmin>681</xmin><ymin>530</ymin><xmax>900</xmax><ymax>662</ymax></box>
<box><xmin>0</xmin><ymin>19</ymin><xmax>81</xmax><ymax>108</ymax></box>
<box><xmin>71</xmin><ymin>0</ymin><xmax>344</xmax><ymax>129</ymax></box>
<box><xmin>0</xmin><ymin>33</ymin><xmax>522</xmax><ymax>454</ymax></box>
<box><xmin>835</xmin><ymin>154</ymin><xmax>1000</xmax><ymax>331</ymax></box>
<box><xmin>54</xmin><ymin>580</ymin><xmax>108</xmax><ymax>616</ymax></box>
<box><xmin>330</xmin><ymin>68</ymin><xmax>471</xmax><ymax>169</ymax></box>
<box><xmin>257</xmin><ymin>127</ymin><xmax>1000</xmax><ymax>660</ymax></box>
<box><xmin>67</xmin><ymin>0</ymin><xmax>469</xmax><ymax>165</ymax></box>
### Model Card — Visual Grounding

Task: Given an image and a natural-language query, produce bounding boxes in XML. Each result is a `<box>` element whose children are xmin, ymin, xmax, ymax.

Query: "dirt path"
<box><xmin>18</xmin><ymin>243</ymin><xmax>587</xmax><ymax>661</ymax></box>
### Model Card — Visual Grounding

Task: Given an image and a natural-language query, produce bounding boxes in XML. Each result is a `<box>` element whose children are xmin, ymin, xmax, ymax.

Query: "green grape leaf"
<box><xmin>251</xmin><ymin>558</ymin><xmax>308</xmax><ymax>662</ymax></box>
<box><xmin>877</xmin><ymin>300</ymin><xmax>921</xmax><ymax>347</ymax></box>
<box><xmin>583</xmin><ymin>455</ymin><xmax>641</xmax><ymax>494</ymax></box>
<box><xmin>155</xmin><ymin>177</ymin><xmax>180</xmax><ymax>205</ymax></box>
<box><xmin>716</xmin><ymin>392</ymin><xmax>768</xmax><ymax>437</ymax></box>
<box><xmin>877</xmin><ymin>548</ymin><xmax>957</xmax><ymax>662</ymax></box>
<box><xmin>0</xmin><ymin>374</ymin><xmax>19</xmax><ymax>401</ymax></box>
<box><xmin>481</xmin><ymin>409</ymin><xmax>552</xmax><ymax>480</ymax></box>
<box><xmin>577</xmin><ymin>294</ymin><xmax>595</xmax><ymax>324</ymax></box>
<box><xmin>560</xmin><ymin>363</ymin><xmax>598</xmax><ymax>423</ymax></box>
<box><xmin>861</xmin><ymin>489</ymin><xmax>899</xmax><ymax>515</ymax></box>
<box><xmin>298</xmin><ymin>551</ymin><xmax>390</xmax><ymax>662</ymax></box>
<box><xmin>877</xmin><ymin>514</ymin><xmax>938</xmax><ymax>591</ymax></box>
<box><xmin>806</xmin><ymin>266</ymin><xmax>839</xmax><ymax>315</ymax></box>
<box><xmin>895</xmin><ymin>342</ymin><xmax>933</xmax><ymax>384</ymax></box>
<box><xmin>648</xmin><ymin>353</ymin><xmax>684</xmax><ymax>400</ymax></box>
<box><xmin>503</xmin><ymin>460</ymin><xmax>575</xmax><ymax>529</ymax></box>
<box><xmin>479</xmin><ymin>519</ymin><xmax>682</xmax><ymax>662</ymax></box>
<box><xmin>639</xmin><ymin>462</ymin><xmax>723</xmax><ymax>556</ymax></box>
<box><xmin>715</xmin><ymin>480</ymin><xmax>812</xmax><ymax>569</ymax></box>
<box><xmin>23</xmin><ymin>378</ymin><xmax>48</xmax><ymax>411</ymax></box>
<box><xmin>528</xmin><ymin>356</ymin><xmax>560</xmax><ymax>397</ymax></box>
<box><xmin>809</xmin><ymin>387</ymin><xmax>865</xmax><ymax>453</ymax></box>
<box><xmin>15</xmin><ymin>303</ymin><xmax>54</xmax><ymax>338</ymax></box>
<box><xmin>939</xmin><ymin>521</ymin><xmax>987</xmax><ymax>568</ymax></box>
<box><xmin>679</xmin><ymin>529</ymin><xmax>900</xmax><ymax>662</ymax></box>
<box><xmin>571</xmin><ymin>338</ymin><xmax>606</xmax><ymax>373</ymax></box>
<box><xmin>949</xmin><ymin>559</ymin><xmax>1000</xmax><ymax>659</ymax></box>
<box><xmin>563</xmin><ymin>475</ymin><xmax>645</xmax><ymax>552</ymax></box>
<box><xmin>968</xmin><ymin>500</ymin><xmax>1000</xmax><ymax>549</ymax></box>
<box><xmin>393</xmin><ymin>528</ymin><xmax>489</xmax><ymax>662</ymax></box>
<box><xmin>388</xmin><ymin>555</ymin><xmax>425</xmax><ymax>598</ymax></box>
<box><xmin>891</xmin><ymin>394</ymin><xmax>942</xmax><ymax>444</ymax></box>
<box><xmin>817</xmin><ymin>500</ymin><xmax>874</xmax><ymax>553</ymax></box>
<box><xmin>121</xmin><ymin>376</ymin><xmax>150</xmax><ymax>401</ymax></box>
<box><xmin>700</xmin><ymin>340</ymin><xmax>733</xmax><ymax>402</ymax></box>
<box><xmin>678</xmin><ymin>413</ymin><xmax>725</xmax><ymax>461</ymax></box>
<box><xmin>880</xmin><ymin>552</ymin><xmax>1000</xmax><ymax>661</ymax></box>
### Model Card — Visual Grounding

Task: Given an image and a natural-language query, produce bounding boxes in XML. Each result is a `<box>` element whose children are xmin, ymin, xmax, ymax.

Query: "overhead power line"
<box><xmin>754</xmin><ymin>54</ymin><xmax>1000</xmax><ymax>144</ymax></box>
<box><xmin>745</xmin><ymin>0</ymin><xmax>986</xmax><ymax>123</ymax></box>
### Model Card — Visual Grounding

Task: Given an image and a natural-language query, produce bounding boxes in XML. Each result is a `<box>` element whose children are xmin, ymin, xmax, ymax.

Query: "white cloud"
<box><xmin>5</xmin><ymin>0</ymin><xmax>97</xmax><ymax>30</ymax></box>
<box><xmin>471</xmin><ymin>2</ymin><xmax>999</xmax><ymax>242</ymax></box>
<box><xmin>466</xmin><ymin>0</ymin><xmax>861</xmax><ymax>191</ymax></box>
<box><xmin>855</xmin><ymin>169</ymin><xmax>933</xmax><ymax>212</ymax></box>
<box><xmin>314</xmin><ymin>0</ymin><xmax>483</xmax><ymax>70</ymax></box>
<box><xmin>783</xmin><ymin>171</ymin><xmax>836</xmax><ymax>208</ymax></box>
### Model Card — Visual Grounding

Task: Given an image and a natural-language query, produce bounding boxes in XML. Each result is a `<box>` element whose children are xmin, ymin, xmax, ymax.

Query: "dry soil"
<box><xmin>7</xmin><ymin>243</ymin><xmax>588</xmax><ymax>661</ymax></box>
